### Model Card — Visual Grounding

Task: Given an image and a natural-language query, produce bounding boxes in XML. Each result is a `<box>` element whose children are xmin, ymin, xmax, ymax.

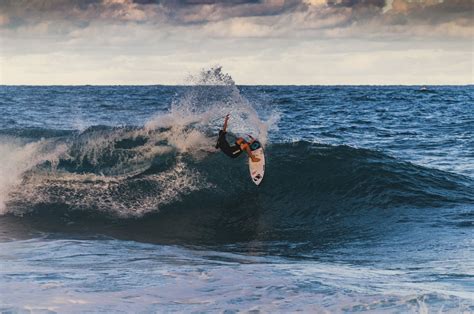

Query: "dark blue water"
<box><xmin>1</xmin><ymin>79</ymin><xmax>473</xmax><ymax>312</ymax></box>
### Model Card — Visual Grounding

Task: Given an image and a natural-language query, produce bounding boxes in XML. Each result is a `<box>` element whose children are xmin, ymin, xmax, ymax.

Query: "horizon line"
<box><xmin>1</xmin><ymin>84</ymin><xmax>473</xmax><ymax>87</ymax></box>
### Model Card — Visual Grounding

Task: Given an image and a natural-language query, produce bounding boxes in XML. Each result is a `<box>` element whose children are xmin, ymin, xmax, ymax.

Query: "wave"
<box><xmin>1</xmin><ymin>125</ymin><xmax>473</xmax><ymax>245</ymax></box>
<box><xmin>1</xmin><ymin>67</ymin><xmax>279</xmax><ymax>216</ymax></box>
<box><xmin>3</xmin><ymin>126</ymin><xmax>473</xmax><ymax>214</ymax></box>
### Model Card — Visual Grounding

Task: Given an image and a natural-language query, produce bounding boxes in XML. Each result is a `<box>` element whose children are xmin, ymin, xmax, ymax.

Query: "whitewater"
<box><xmin>0</xmin><ymin>68</ymin><xmax>473</xmax><ymax>312</ymax></box>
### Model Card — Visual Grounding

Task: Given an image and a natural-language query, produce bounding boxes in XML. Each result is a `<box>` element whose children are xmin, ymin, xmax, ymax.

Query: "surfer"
<box><xmin>215</xmin><ymin>114</ymin><xmax>261</xmax><ymax>162</ymax></box>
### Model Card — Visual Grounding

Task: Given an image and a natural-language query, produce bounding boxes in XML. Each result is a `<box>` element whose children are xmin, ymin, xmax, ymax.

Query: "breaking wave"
<box><xmin>0</xmin><ymin>67</ymin><xmax>472</xmax><ymax>244</ymax></box>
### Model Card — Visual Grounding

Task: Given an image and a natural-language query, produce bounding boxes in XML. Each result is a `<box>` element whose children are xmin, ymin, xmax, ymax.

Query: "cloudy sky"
<box><xmin>0</xmin><ymin>0</ymin><xmax>472</xmax><ymax>84</ymax></box>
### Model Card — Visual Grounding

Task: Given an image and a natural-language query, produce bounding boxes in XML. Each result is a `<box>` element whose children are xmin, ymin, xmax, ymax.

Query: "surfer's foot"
<box><xmin>251</xmin><ymin>157</ymin><xmax>261</xmax><ymax>162</ymax></box>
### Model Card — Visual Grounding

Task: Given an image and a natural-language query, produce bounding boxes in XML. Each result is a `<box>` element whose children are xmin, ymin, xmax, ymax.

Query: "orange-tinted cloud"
<box><xmin>0</xmin><ymin>0</ymin><xmax>472</xmax><ymax>38</ymax></box>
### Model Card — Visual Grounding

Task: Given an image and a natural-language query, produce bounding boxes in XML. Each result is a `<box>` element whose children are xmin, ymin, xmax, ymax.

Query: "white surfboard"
<box><xmin>248</xmin><ymin>141</ymin><xmax>265</xmax><ymax>186</ymax></box>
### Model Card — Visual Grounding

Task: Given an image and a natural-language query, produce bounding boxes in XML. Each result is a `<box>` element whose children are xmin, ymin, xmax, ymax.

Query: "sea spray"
<box><xmin>146</xmin><ymin>66</ymin><xmax>278</xmax><ymax>147</ymax></box>
<box><xmin>2</xmin><ymin>67</ymin><xmax>278</xmax><ymax>216</ymax></box>
<box><xmin>0</xmin><ymin>137</ymin><xmax>67</xmax><ymax>214</ymax></box>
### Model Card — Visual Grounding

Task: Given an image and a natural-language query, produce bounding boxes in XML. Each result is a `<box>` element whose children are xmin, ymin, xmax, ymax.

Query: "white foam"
<box><xmin>0</xmin><ymin>137</ymin><xmax>67</xmax><ymax>214</ymax></box>
<box><xmin>2</xmin><ymin>67</ymin><xmax>279</xmax><ymax>217</ymax></box>
<box><xmin>145</xmin><ymin>66</ymin><xmax>279</xmax><ymax>149</ymax></box>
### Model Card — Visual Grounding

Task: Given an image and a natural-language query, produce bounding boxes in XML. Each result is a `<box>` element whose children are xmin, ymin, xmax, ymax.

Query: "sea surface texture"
<box><xmin>0</xmin><ymin>73</ymin><xmax>473</xmax><ymax>312</ymax></box>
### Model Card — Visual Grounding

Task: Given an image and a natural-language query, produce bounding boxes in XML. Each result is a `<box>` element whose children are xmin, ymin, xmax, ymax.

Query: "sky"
<box><xmin>0</xmin><ymin>0</ymin><xmax>472</xmax><ymax>85</ymax></box>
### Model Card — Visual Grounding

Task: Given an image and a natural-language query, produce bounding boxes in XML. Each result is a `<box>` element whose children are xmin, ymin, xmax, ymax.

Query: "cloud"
<box><xmin>0</xmin><ymin>0</ymin><xmax>472</xmax><ymax>41</ymax></box>
<box><xmin>0</xmin><ymin>0</ymin><xmax>471</xmax><ymax>84</ymax></box>
<box><xmin>0</xmin><ymin>0</ymin><xmax>302</xmax><ymax>25</ymax></box>
<box><xmin>2</xmin><ymin>38</ymin><xmax>471</xmax><ymax>85</ymax></box>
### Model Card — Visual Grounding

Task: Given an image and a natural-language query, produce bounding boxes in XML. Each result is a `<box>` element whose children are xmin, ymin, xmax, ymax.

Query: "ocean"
<box><xmin>0</xmin><ymin>74</ymin><xmax>473</xmax><ymax>312</ymax></box>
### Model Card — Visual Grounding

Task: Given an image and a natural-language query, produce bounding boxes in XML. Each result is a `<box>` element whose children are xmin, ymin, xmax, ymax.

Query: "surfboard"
<box><xmin>248</xmin><ymin>140</ymin><xmax>265</xmax><ymax>186</ymax></box>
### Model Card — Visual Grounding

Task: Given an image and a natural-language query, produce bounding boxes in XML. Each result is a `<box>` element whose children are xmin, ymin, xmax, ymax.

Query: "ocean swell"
<box><xmin>3</xmin><ymin>128</ymin><xmax>473</xmax><ymax>221</ymax></box>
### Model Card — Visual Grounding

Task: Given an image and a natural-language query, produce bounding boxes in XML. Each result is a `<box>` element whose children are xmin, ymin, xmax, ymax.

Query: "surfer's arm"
<box><xmin>222</xmin><ymin>114</ymin><xmax>230</xmax><ymax>132</ymax></box>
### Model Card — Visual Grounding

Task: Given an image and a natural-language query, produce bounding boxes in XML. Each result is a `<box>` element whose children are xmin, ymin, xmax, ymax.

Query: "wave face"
<box><xmin>3</xmin><ymin>125</ymin><xmax>473</xmax><ymax>243</ymax></box>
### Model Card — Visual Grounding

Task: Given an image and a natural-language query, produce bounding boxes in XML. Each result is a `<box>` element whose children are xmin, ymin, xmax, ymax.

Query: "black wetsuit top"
<box><xmin>215</xmin><ymin>130</ymin><xmax>242</xmax><ymax>158</ymax></box>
